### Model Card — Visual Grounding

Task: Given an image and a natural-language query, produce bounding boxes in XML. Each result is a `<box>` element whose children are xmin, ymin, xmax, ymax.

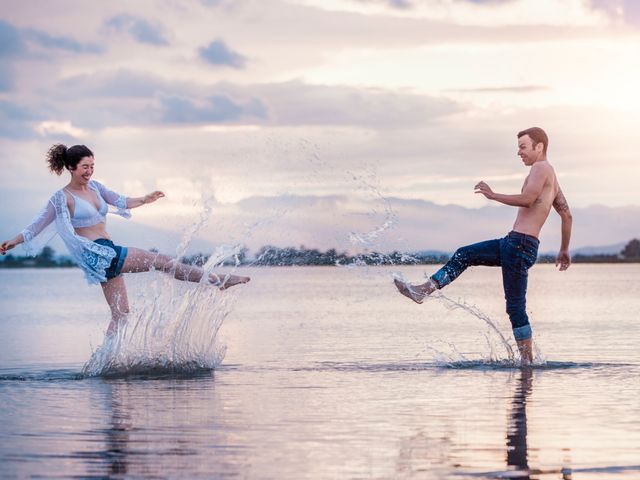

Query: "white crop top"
<box><xmin>65</xmin><ymin>184</ymin><xmax>109</xmax><ymax>228</ymax></box>
<box><xmin>20</xmin><ymin>180</ymin><xmax>131</xmax><ymax>284</ymax></box>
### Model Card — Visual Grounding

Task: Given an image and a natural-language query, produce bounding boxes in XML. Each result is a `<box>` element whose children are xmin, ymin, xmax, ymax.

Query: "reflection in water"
<box><xmin>80</xmin><ymin>381</ymin><xmax>133</xmax><ymax>477</ymax></box>
<box><xmin>393</xmin><ymin>428</ymin><xmax>454</xmax><ymax>478</ymax></box>
<box><xmin>104</xmin><ymin>381</ymin><xmax>131</xmax><ymax>477</ymax></box>
<box><xmin>506</xmin><ymin>369</ymin><xmax>573</xmax><ymax>480</ymax></box>
<box><xmin>75</xmin><ymin>376</ymin><xmax>247</xmax><ymax>478</ymax></box>
<box><xmin>506</xmin><ymin>368</ymin><xmax>532</xmax><ymax>477</ymax></box>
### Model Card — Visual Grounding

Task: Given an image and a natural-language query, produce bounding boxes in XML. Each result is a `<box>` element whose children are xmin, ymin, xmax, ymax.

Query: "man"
<box><xmin>394</xmin><ymin>127</ymin><xmax>572</xmax><ymax>364</ymax></box>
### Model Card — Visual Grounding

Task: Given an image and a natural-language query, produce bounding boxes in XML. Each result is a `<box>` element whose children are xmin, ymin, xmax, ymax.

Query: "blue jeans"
<box><xmin>431</xmin><ymin>231</ymin><xmax>539</xmax><ymax>341</ymax></box>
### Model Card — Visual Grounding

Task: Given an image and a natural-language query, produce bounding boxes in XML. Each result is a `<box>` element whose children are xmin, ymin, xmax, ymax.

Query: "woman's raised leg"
<box><xmin>101</xmin><ymin>275</ymin><xmax>130</xmax><ymax>335</ymax></box>
<box><xmin>121</xmin><ymin>247</ymin><xmax>250</xmax><ymax>289</ymax></box>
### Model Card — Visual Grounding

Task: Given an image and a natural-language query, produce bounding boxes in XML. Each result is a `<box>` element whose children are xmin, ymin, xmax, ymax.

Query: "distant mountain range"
<box><xmin>569</xmin><ymin>242</ymin><xmax>627</xmax><ymax>256</ymax></box>
<box><xmin>4</xmin><ymin>192</ymin><xmax>639</xmax><ymax>258</ymax></box>
<box><xmin>420</xmin><ymin>243</ymin><xmax>628</xmax><ymax>257</ymax></box>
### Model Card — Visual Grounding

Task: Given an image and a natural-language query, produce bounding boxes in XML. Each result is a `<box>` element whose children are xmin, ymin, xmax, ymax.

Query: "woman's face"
<box><xmin>70</xmin><ymin>156</ymin><xmax>94</xmax><ymax>184</ymax></box>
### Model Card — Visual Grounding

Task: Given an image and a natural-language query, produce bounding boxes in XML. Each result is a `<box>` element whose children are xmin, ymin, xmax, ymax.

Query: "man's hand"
<box><xmin>474</xmin><ymin>181</ymin><xmax>495</xmax><ymax>200</ymax></box>
<box><xmin>556</xmin><ymin>249</ymin><xmax>571</xmax><ymax>271</ymax></box>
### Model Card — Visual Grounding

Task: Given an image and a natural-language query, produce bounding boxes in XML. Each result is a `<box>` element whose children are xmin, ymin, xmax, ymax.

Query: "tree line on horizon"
<box><xmin>2</xmin><ymin>239</ymin><xmax>640</xmax><ymax>269</ymax></box>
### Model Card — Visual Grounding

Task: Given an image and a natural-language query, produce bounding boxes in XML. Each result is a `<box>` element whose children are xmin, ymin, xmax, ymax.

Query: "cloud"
<box><xmin>446</xmin><ymin>85</ymin><xmax>551</xmax><ymax>93</ymax></box>
<box><xmin>0</xmin><ymin>100</ymin><xmax>42</xmax><ymax>139</ymax></box>
<box><xmin>0</xmin><ymin>100</ymin><xmax>40</xmax><ymax>121</ymax></box>
<box><xmin>0</xmin><ymin>63</ymin><xmax>15</xmax><ymax>91</ymax></box>
<box><xmin>57</xmin><ymin>69</ymin><xmax>171</xmax><ymax>98</ymax></box>
<box><xmin>0</xmin><ymin>19</ymin><xmax>102</xmax><ymax>92</ymax></box>
<box><xmin>296</xmin><ymin>0</ymin><xmax>611</xmax><ymax>26</ymax></box>
<box><xmin>158</xmin><ymin>94</ymin><xmax>267</xmax><ymax>123</ymax></box>
<box><xmin>22</xmin><ymin>28</ymin><xmax>103</xmax><ymax>53</ymax></box>
<box><xmin>247</xmin><ymin>81</ymin><xmax>461</xmax><ymax>128</ymax></box>
<box><xmin>621</xmin><ymin>0</ymin><xmax>640</xmax><ymax>24</ymax></box>
<box><xmin>0</xmin><ymin>20</ymin><xmax>27</xmax><ymax>57</ymax></box>
<box><xmin>0</xmin><ymin>19</ymin><xmax>102</xmax><ymax>55</ymax></box>
<box><xmin>379</xmin><ymin>0</ymin><xmax>413</xmax><ymax>8</ymax></box>
<box><xmin>34</xmin><ymin>121</ymin><xmax>89</xmax><ymax>139</ymax></box>
<box><xmin>199</xmin><ymin>39</ymin><xmax>246</xmax><ymax>68</ymax></box>
<box><xmin>592</xmin><ymin>0</ymin><xmax>640</xmax><ymax>26</ymax></box>
<box><xmin>50</xmin><ymin>70</ymin><xmax>461</xmax><ymax>128</ymax></box>
<box><xmin>0</xmin><ymin>20</ymin><xmax>25</xmax><ymax>91</ymax></box>
<box><xmin>0</xmin><ymin>100</ymin><xmax>85</xmax><ymax>141</ymax></box>
<box><xmin>105</xmin><ymin>14</ymin><xmax>169</xmax><ymax>45</ymax></box>
<box><xmin>356</xmin><ymin>0</ymin><xmax>512</xmax><ymax>8</ymax></box>
<box><xmin>1</xmin><ymin>2</ymin><xmax>637</xmax><ymax>211</ymax></box>
<box><xmin>463</xmin><ymin>0</ymin><xmax>513</xmax><ymax>4</ymax></box>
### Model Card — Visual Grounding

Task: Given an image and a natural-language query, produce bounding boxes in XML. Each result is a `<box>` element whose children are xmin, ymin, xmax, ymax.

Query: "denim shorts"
<box><xmin>94</xmin><ymin>238</ymin><xmax>128</xmax><ymax>280</ymax></box>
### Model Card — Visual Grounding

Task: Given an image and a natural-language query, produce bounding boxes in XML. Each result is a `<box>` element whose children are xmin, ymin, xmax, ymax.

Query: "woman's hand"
<box><xmin>1</xmin><ymin>238</ymin><xmax>18</xmax><ymax>255</ymax></box>
<box><xmin>143</xmin><ymin>191</ymin><xmax>165</xmax><ymax>205</ymax></box>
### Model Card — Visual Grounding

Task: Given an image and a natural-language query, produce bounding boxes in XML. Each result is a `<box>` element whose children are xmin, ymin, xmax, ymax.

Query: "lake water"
<box><xmin>0</xmin><ymin>265</ymin><xmax>639</xmax><ymax>479</ymax></box>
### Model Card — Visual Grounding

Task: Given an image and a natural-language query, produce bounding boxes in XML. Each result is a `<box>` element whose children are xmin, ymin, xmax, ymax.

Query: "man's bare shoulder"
<box><xmin>531</xmin><ymin>161</ymin><xmax>556</xmax><ymax>183</ymax></box>
<box><xmin>531</xmin><ymin>160</ymin><xmax>554</xmax><ymax>172</ymax></box>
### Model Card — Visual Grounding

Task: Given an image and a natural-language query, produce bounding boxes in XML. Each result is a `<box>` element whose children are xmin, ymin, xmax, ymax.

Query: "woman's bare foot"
<box><xmin>210</xmin><ymin>274</ymin><xmax>251</xmax><ymax>290</ymax></box>
<box><xmin>106</xmin><ymin>318</ymin><xmax>125</xmax><ymax>337</ymax></box>
<box><xmin>393</xmin><ymin>278</ymin><xmax>436</xmax><ymax>304</ymax></box>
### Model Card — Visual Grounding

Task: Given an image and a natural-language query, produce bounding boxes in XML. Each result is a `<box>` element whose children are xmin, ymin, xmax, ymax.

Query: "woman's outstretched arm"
<box><xmin>1</xmin><ymin>233</ymin><xmax>25</xmax><ymax>255</ymax></box>
<box><xmin>92</xmin><ymin>180</ymin><xmax>164</xmax><ymax>211</ymax></box>
<box><xmin>1</xmin><ymin>200</ymin><xmax>56</xmax><ymax>255</ymax></box>
<box><xmin>126</xmin><ymin>190</ymin><xmax>165</xmax><ymax>209</ymax></box>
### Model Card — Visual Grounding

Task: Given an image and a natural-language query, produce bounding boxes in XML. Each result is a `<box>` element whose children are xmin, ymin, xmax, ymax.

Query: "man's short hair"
<box><xmin>518</xmin><ymin>127</ymin><xmax>548</xmax><ymax>155</ymax></box>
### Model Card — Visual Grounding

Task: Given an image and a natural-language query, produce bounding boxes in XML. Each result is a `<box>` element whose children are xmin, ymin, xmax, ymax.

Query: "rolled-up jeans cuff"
<box><xmin>430</xmin><ymin>271</ymin><xmax>448</xmax><ymax>289</ymax></box>
<box><xmin>513</xmin><ymin>324</ymin><xmax>532</xmax><ymax>341</ymax></box>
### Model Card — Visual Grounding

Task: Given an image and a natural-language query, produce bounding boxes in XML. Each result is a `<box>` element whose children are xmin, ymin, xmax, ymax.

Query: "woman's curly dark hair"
<box><xmin>46</xmin><ymin>144</ymin><xmax>94</xmax><ymax>175</ymax></box>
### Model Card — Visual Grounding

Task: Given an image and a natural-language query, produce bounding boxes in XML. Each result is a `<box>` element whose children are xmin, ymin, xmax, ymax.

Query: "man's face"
<box><xmin>517</xmin><ymin>135</ymin><xmax>542</xmax><ymax>166</ymax></box>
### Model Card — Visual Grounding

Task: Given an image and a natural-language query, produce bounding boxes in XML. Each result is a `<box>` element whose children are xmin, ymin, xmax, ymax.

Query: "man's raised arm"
<box><xmin>553</xmin><ymin>187</ymin><xmax>572</xmax><ymax>271</ymax></box>
<box><xmin>475</xmin><ymin>163</ymin><xmax>547</xmax><ymax>208</ymax></box>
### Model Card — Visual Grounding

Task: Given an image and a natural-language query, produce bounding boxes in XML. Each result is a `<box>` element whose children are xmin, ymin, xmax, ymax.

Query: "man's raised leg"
<box><xmin>394</xmin><ymin>277</ymin><xmax>437</xmax><ymax>304</ymax></box>
<box><xmin>394</xmin><ymin>238</ymin><xmax>502</xmax><ymax>304</ymax></box>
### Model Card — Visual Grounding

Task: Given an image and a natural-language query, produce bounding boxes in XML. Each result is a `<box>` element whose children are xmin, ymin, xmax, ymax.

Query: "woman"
<box><xmin>1</xmin><ymin>144</ymin><xmax>250</xmax><ymax>334</ymax></box>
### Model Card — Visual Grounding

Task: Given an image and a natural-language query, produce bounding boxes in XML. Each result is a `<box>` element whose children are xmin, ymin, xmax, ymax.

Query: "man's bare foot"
<box><xmin>393</xmin><ymin>278</ymin><xmax>436</xmax><ymax>304</ymax></box>
<box><xmin>210</xmin><ymin>274</ymin><xmax>251</xmax><ymax>290</ymax></box>
<box><xmin>516</xmin><ymin>338</ymin><xmax>533</xmax><ymax>366</ymax></box>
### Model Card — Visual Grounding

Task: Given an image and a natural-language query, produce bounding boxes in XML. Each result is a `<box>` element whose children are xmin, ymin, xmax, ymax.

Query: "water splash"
<box><xmin>83</xmin><ymin>193</ymin><xmax>245</xmax><ymax>377</ymax></box>
<box><xmin>336</xmin><ymin>164</ymin><xmax>538</xmax><ymax>365</ymax></box>
<box><xmin>175</xmin><ymin>193</ymin><xmax>216</xmax><ymax>260</ymax></box>
<box><xmin>420</xmin><ymin>290</ymin><xmax>554</xmax><ymax>366</ymax></box>
<box><xmin>346</xmin><ymin>169</ymin><xmax>397</xmax><ymax>254</ymax></box>
<box><xmin>390</xmin><ymin>270</ymin><xmax>545</xmax><ymax>364</ymax></box>
<box><xmin>81</xmin><ymin>268</ymin><xmax>234</xmax><ymax>377</ymax></box>
<box><xmin>437</xmin><ymin>293</ymin><xmax>516</xmax><ymax>361</ymax></box>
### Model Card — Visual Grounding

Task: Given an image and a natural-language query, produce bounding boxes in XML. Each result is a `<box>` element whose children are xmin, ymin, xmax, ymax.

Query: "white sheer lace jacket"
<box><xmin>21</xmin><ymin>180</ymin><xmax>131</xmax><ymax>284</ymax></box>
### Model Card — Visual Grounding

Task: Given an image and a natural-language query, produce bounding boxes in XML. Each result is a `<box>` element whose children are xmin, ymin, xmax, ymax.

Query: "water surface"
<box><xmin>1</xmin><ymin>265</ymin><xmax>639</xmax><ymax>478</ymax></box>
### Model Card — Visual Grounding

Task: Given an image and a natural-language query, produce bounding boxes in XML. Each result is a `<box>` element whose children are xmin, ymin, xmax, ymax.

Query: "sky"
<box><xmin>1</xmin><ymin>0</ymin><xmax>639</xmax><ymax>256</ymax></box>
